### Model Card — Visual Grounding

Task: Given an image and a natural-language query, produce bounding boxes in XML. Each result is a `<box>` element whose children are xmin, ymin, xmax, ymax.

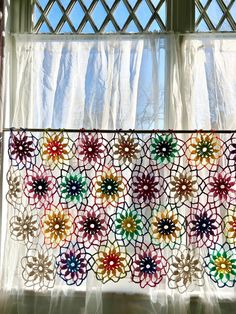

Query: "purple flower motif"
<box><xmin>131</xmin><ymin>244</ymin><xmax>168</xmax><ymax>288</ymax></box>
<box><xmin>9</xmin><ymin>131</ymin><xmax>38</xmax><ymax>169</ymax></box>
<box><xmin>131</xmin><ymin>166</ymin><xmax>163</xmax><ymax>207</ymax></box>
<box><xmin>75</xmin><ymin>205</ymin><xmax>111</xmax><ymax>248</ymax></box>
<box><xmin>56</xmin><ymin>242</ymin><xmax>92</xmax><ymax>286</ymax></box>
<box><xmin>186</xmin><ymin>204</ymin><xmax>222</xmax><ymax>247</ymax></box>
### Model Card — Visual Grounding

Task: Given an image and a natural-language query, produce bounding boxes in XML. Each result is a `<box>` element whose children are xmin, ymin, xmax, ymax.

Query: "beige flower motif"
<box><xmin>22</xmin><ymin>245</ymin><xmax>55</xmax><ymax>291</ymax></box>
<box><xmin>10</xmin><ymin>208</ymin><xmax>39</xmax><ymax>243</ymax></box>
<box><xmin>41</xmin><ymin>205</ymin><xmax>74</xmax><ymax>248</ymax></box>
<box><xmin>168</xmin><ymin>248</ymin><xmax>204</xmax><ymax>293</ymax></box>
<box><xmin>170</xmin><ymin>172</ymin><xmax>198</xmax><ymax>202</ymax></box>
<box><xmin>7</xmin><ymin>169</ymin><xmax>22</xmax><ymax>206</ymax></box>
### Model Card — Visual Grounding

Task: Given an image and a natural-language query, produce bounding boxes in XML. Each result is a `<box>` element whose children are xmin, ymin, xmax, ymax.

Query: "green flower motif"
<box><xmin>115</xmin><ymin>209</ymin><xmax>143</xmax><ymax>241</ymax></box>
<box><xmin>150</xmin><ymin>134</ymin><xmax>179</xmax><ymax>164</ymax></box>
<box><xmin>204</xmin><ymin>243</ymin><xmax>236</xmax><ymax>288</ymax></box>
<box><xmin>60</xmin><ymin>173</ymin><xmax>88</xmax><ymax>204</ymax></box>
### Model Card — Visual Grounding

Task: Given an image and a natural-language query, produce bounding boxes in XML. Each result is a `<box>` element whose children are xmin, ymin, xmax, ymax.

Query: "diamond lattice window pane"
<box><xmin>34</xmin><ymin>0</ymin><xmax>167</xmax><ymax>34</ymax></box>
<box><xmin>47</xmin><ymin>2</ymin><xmax>63</xmax><ymax>30</ymax></box>
<box><xmin>68</xmin><ymin>2</ymin><xmax>85</xmax><ymax>30</ymax></box>
<box><xmin>195</xmin><ymin>0</ymin><xmax>236</xmax><ymax>31</ymax></box>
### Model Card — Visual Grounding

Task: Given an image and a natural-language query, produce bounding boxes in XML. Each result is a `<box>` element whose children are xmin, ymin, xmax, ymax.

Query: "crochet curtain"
<box><xmin>1</xmin><ymin>32</ymin><xmax>236</xmax><ymax>314</ymax></box>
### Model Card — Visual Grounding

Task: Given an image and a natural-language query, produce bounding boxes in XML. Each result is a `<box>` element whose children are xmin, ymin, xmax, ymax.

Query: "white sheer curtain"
<box><xmin>1</xmin><ymin>30</ymin><xmax>236</xmax><ymax>314</ymax></box>
<box><xmin>4</xmin><ymin>34</ymin><xmax>182</xmax><ymax>130</ymax></box>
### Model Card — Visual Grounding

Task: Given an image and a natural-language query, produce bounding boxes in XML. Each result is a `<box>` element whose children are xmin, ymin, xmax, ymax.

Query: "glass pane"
<box><xmin>195</xmin><ymin>0</ymin><xmax>236</xmax><ymax>31</ymax></box>
<box><xmin>33</xmin><ymin>0</ymin><xmax>167</xmax><ymax>34</ymax></box>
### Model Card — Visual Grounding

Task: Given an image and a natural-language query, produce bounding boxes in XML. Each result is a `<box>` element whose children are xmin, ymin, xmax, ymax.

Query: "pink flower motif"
<box><xmin>75</xmin><ymin>133</ymin><xmax>105</xmax><ymax>165</ymax></box>
<box><xmin>131</xmin><ymin>244</ymin><xmax>168</xmax><ymax>288</ymax></box>
<box><xmin>208</xmin><ymin>172</ymin><xmax>236</xmax><ymax>202</ymax></box>
<box><xmin>75</xmin><ymin>205</ymin><xmax>110</xmax><ymax>248</ymax></box>
<box><xmin>24</xmin><ymin>164</ymin><xmax>57</xmax><ymax>209</ymax></box>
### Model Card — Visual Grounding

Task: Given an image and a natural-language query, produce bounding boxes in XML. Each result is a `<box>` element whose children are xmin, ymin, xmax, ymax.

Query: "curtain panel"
<box><xmin>1</xmin><ymin>29</ymin><xmax>236</xmax><ymax>314</ymax></box>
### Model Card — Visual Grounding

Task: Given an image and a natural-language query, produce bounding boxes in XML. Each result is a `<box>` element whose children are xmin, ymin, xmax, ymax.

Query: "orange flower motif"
<box><xmin>93</xmin><ymin>167</ymin><xmax>127</xmax><ymax>207</ymax></box>
<box><xmin>94</xmin><ymin>243</ymin><xmax>131</xmax><ymax>283</ymax></box>
<box><xmin>41</xmin><ymin>132</ymin><xmax>71</xmax><ymax>167</ymax></box>
<box><xmin>41</xmin><ymin>205</ymin><xmax>74</xmax><ymax>248</ymax></box>
<box><xmin>224</xmin><ymin>207</ymin><xmax>236</xmax><ymax>244</ymax></box>
<box><xmin>186</xmin><ymin>133</ymin><xmax>223</xmax><ymax>169</ymax></box>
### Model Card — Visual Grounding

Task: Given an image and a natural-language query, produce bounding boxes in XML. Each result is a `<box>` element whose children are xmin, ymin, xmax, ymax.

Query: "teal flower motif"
<box><xmin>150</xmin><ymin>134</ymin><xmax>179</xmax><ymax>164</ymax></box>
<box><xmin>115</xmin><ymin>208</ymin><xmax>143</xmax><ymax>241</ymax></box>
<box><xmin>60</xmin><ymin>173</ymin><xmax>88</xmax><ymax>204</ymax></box>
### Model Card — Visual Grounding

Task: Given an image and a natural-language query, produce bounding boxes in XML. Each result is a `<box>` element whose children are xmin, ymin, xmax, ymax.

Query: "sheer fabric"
<box><xmin>0</xmin><ymin>30</ymin><xmax>236</xmax><ymax>314</ymax></box>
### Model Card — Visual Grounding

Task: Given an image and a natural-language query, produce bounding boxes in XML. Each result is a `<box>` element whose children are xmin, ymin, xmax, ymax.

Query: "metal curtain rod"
<box><xmin>2</xmin><ymin>128</ymin><xmax>236</xmax><ymax>134</ymax></box>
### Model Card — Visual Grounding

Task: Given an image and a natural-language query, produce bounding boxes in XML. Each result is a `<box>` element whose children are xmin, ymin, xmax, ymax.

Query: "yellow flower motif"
<box><xmin>214</xmin><ymin>257</ymin><xmax>232</xmax><ymax>275</ymax></box>
<box><xmin>151</xmin><ymin>207</ymin><xmax>182</xmax><ymax>245</ymax></box>
<box><xmin>121</xmin><ymin>216</ymin><xmax>137</xmax><ymax>233</ymax></box>
<box><xmin>41</xmin><ymin>205</ymin><xmax>73</xmax><ymax>248</ymax></box>
<box><xmin>94</xmin><ymin>167</ymin><xmax>126</xmax><ymax>206</ymax></box>
<box><xmin>187</xmin><ymin>133</ymin><xmax>222</xmax><ymax>168</ymax></box>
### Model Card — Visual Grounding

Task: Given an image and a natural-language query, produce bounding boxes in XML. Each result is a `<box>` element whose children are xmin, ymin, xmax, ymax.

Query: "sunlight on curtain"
<box><xmin>0</xmin><ymin>25</ymin><xmax>236</xmax><ymax>314</ymax></box>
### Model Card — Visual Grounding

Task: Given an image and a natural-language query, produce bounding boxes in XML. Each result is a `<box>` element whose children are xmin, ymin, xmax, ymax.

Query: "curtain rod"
<box><xmin>2</xmin><ymin>128</ymin><xmax>236</xmax><ymax>134</ymax></box>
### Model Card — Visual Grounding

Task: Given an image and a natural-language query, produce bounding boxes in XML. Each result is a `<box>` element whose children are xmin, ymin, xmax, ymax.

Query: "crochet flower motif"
<box><xmin>10</xmin><ymin>207</ymin><xmax>39</xmax><ymax>244</ymax></box>
<box><xmin>94</xmin><ymin>242</ymin><xmax>131</xmax><ymax>283</ymax></box>
<box><xmin>224</xmin><ymin>207</ymin><xmax>236</xmax><ymax>244</ymax></box>
<box><xmin>131</xmin><ymin>244</ymin><xmax>168</xmax><ymax>288</ymax></box>
<box><xmin>114</xmin><ymin>205</ymin><xmax>144</xmax><ymax>242</ymax></box>
<box><xmin>169</xmin><ymin>172</ymin><xmax>198</xmax><ymax>203</ymax></box>
<box><xmin>207</xmin><ymin>172</ymin><xmax>236</xmax><ymax>202</ymax></box>
<box><xmin>113</xmin><ymin>135</ymin><xmax>141</xmax><ymax>165</ymax></box>
<box><xmin>131</xmin><ymin>166</ymin><xmax>163</xmax><ymax>207</ymax></box>
<box><xmin>60</xmin><ymin>169</ymin><xmax>88</xmax><ymax>206</ymax></box>
<box><xmin>150</xmin><ymin>205</ymin><xmax>184</xmax><ymax>248</ymax></box>
<box><xmin>56</xmin><ymin>242</ymin><xmax>93</xmax><ymax>286</ymax></box>
<box><xmin>93</xmin><ymin>167</ymin><xmax>127</xmax><ymax>207</ymax></box>
<box><xmin>9</xmin><ymin>131</ymin><xmax>38</xmax><ymax>169</ymax></box>
<box><xmin>149</xmin><ymin>134</ymin><xmax>180</xmax><ymax>164</ymax></box>
<box><xmin>24</xmin><ymin>164</ymin><xmax>57</xmax><ymax>209</ymax></box>
<box><xmin>186</xmin><ymin>204</ymin><xmax>222</xmax><ymax>248</ymax></box>
<box><xmin>204</xmin><ymin>243</ymin><xmax>236</xmax><ymax>288</ymax></box>
<box><xmin>75</xmin><ymin>205</ymin><xmax>110</xmax><ymax>248</ymax></box>
<box><xmin>186</xmin><ymin>133</ymin><xmax>223</xmax><ymax>169</ymax></box>
<box><xmin>168</xmin><ymin>248</ymin><xmax>204</xmax><ymax>293</ymax></box>
<box><xmin>6</xmin><ymin>169</ymin><xmax>22</xmax><ymax>207</ymax></box>
<box><xmin>41</xmin><ymin>132</ymin><xmax>72</xmax><ymax>167</ymax></box>
<box><xmin>41</xmin><ymin>204</ymin><xmax>74</xmax><ymax>248</ymax></box>
<box><xmin>75</xmin><ymin>133</ymin><xmax>105</xmax><ymax>165</ymax></box>
<box><xmin>21</xmin><ymin>245</ymin><xmax>55</xmax><ymax>291</ymax></box>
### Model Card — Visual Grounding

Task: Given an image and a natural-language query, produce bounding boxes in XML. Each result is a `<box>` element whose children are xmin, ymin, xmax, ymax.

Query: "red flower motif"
<box><xmin>208</xmin><ymin>172</ymin><xmax>236</xmax><ymax>202</ymax></box>
<box><xmin>75</xmin><ymin>205</ymin><xmax>110</xmax><ymax>248</ymax></box>
<box><xmin>131</xmin><ymin>244</ymin><xmax>168</xmax><ymax>288</ymax></box>
<box><xmin>24</xmin><ymin>164</ymin><xmax>57</xmax><ymax>209</ymax></box>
